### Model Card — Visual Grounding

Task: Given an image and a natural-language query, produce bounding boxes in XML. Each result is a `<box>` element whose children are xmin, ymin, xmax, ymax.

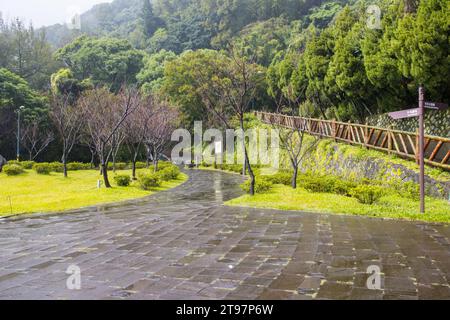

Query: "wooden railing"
<box><xmin>256</xmin><ymin>111</ymin><xmax>450</xmax><ymax>171</ymax></box>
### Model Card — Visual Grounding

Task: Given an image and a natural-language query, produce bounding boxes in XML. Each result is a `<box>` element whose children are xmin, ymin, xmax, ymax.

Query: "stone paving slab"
<box><xmin>0</xmin><ymin>170</ymin><xmax>449</xmax><ymax>300</ymax></box>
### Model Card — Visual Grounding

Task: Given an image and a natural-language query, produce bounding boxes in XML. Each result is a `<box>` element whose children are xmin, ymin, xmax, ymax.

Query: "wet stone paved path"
<box><xmin>0</xmin><ymin>170</ymin><xmax>449</xmax><ymax>300</ymax></box>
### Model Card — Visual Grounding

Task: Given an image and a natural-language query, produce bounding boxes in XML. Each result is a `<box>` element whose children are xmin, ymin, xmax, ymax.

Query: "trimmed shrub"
<box><xmin>135</xmin><ymin>162</ymin><xmax>147</xmax><ymax>169</ymax></box>
<box><xmin>350</xmin><ymin>185</ymin><xmax>385</xmax><ymax>204</ymax></box>
<box><xmin>20</xmin><ymin>161</ymin><xmax>35</xmax><ymax>169</ymax></box>
<box><xmin>303</xmin><ymin>176</ymin><xmax>337</xmax><ymax>193</ymax></box>
<box><xmin>157</xmin><ymin>166</ymin><xmax>180</xmax><ymax>181</ymax></box>
<box><xmin>33</xmin><ymin>163</ymin><xmax>52</xmax><ymax>175</ymax></box>
<box><xmin>333</xmin><ymin>180</ymin><xmax>357</xmax><ymax>197</ymax></box>
<box><xmin>67</xmin><ymin>162</ymin><xmax>91</xmax><ymax>171</ymax></box>
<box><xmin>156</xmin><ymin>161</ymin><xmax>171</xmax><ymax>171</ymax></box>
<box><xmin>138</xmin><ymin>173</ymin><xmax>161</xmax><ymax>190</ymax></box>
<box><xmin>108</xmin><ymin>162</ymin><xmax>127</xmax><ymax>170</ymax></box>
<box><xmin>265</xmin><ymin>172</ymin><xmax>292</xmax><ymax>186</ymax></box>
<box><xmin>3</xmin><ymin>164</ymin><xmax>25</xmax><ymax>176</ymax></box>
<box><xmin>240</xmin><ymin>177</ymin><xmax>273</xmax><ymax>194</ymax></box>
<box><xmin>49</xmin><ymin>162</ymin><xmax>64</xmax><ymax>172</ymax></box>
<box><xmin>6</xmin><ymin>160</ymin><xmax>21</xmax><ymax>166</ymax></box>
<box><xmin>114</xmin><ymin>174</ymin><xmax>131</xmax><ymax>187</ymax></box>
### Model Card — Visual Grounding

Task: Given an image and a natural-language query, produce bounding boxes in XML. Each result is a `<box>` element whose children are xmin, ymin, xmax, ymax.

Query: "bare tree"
<box><xmin>145</xmin><ymin>101</ymin><xmax>179</xmax><ymax>172</ymax></box>
<box><xmin>110</xmin><ymin>128</ymin><xmax>126</xmax><ymax>173</ymax></box>
<box><xmin>78</xmin><ymin>87</ymin><xmax>140</xmax><ymax>188</ymax></box>
<box><xmin>50</xmin><ymin>94</ymin><xmax>85</xmax><ymax>177</ymax></box>
<box><xmin>20</xmin><ymin>117</ymin><xmax>54</xmax><ymax>160</ymax></box>
<box><xmin>124</xmin><ymin>95</ymin><xmax>157</xmax><ymax>179</ymax></box>
<box><xmin>271</xmin><ymin>86</ymin><xmax>319</xmax><ymax>188</ymax></box>
<box><xmin>193</xmin><ymin>47</ymin><xmax>264</xmax><ymax>195</ymax></box>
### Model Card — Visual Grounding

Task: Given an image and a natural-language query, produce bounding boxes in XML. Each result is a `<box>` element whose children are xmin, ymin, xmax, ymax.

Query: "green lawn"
<box><xmin>0</xmin><ymin>169</ymin><xmax>188</xmax><ymax>216</ymax></box>
<box><xmin>226</xmin><ymin>184</ymin><xmax>450</xmax><ymax>223</ymax></box>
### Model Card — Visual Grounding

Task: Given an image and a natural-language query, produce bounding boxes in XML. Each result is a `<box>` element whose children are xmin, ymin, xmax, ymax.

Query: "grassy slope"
<box><xmin>0</xmin><ymin>169</ymin><xmax>188</xmax><ymax>216</ymax></box>
<box><xmin>226</xmin><ymin>184</ymin><xmax>450</xmax><ymax>223</ymax></box>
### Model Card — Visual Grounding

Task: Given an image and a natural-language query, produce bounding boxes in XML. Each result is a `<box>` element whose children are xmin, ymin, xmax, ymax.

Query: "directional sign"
<box><xmin>388</xmin><ymin>108</ymin><xmax>421</xmax><ymax>120</ymax></box>
<box><xmin>424</xmin><ymin>101</ymin><xmax>448</xmax><ymax>110</ymax></box>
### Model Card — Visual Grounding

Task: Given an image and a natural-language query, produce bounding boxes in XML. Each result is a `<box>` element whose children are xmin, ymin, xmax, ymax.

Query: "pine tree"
<box><xmin>142</xmin><ymin>0</ymin><xmax>159</xmax><ymax>38</ymax></box>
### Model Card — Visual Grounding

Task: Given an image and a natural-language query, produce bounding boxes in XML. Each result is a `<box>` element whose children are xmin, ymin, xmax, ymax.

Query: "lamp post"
<box><xmin>16</xmin><ymin>106</ymin><xmax>25</xmax><ymax>161</ymax></box>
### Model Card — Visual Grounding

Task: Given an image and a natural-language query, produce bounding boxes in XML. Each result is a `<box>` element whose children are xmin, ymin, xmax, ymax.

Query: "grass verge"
<box><xmin>0</xmin><ymin>169</ymin><xmax>188</xmax><ymax>216</ymax></box>
<box><xmin>226</xmin><ymin>184</ymin><xmax>450</xmax><ymax>223</ymax></box>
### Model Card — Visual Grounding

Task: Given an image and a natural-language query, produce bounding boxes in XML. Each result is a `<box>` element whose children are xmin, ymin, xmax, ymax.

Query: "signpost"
<box><xmin>388</xmin><ymin>86</ymin><xmax>448</xmax><ymax>214</ymax></box>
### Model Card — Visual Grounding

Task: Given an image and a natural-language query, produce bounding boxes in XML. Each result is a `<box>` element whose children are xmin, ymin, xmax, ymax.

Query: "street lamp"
<box><xmin>16</xmin><ymin>106</ymin><xmax>25</xmax><ymax>161</ymax></box>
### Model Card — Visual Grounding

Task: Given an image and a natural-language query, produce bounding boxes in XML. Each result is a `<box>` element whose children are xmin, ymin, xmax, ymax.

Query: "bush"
<box><xmin>33</xmin><ymin>163</ymin><xmax>52</xmax><ymax>175</ymax></box>
<box><xmin>49</xmin><ymin>162</ymin><xmax>64</xmax><ymax>172</ymax></box>
<box><xmin>3</xmin><ymin>164</ymin><xmax>25</xmax><ymax>176</ymax></box>
<box><xmin>157</xmin><ymin>165</ymin><xmax>180</xmax><ymax>181</ymax></box>
<box><xmin>265</xmin><ymin>172</ymin><xmax>292</xmax><ymax>186</ymax></box>
<box><xmin>350</xmin><ymin>185</ymin><xmax>385</xmax><ymax>204</ymax></box>
<box><xmin>138</xmin><ymin>173</ymin><xmax>161</xmax><ymax>190</ymax></box>
<box><xmin>240</xmin><ymin>177</ymin><xmax>273</xmax><ymax>194</ymax></box>
<box><xmin>333</xmin><ymin>180</ymin><xmax>357</xmax><ymax>197</ymax></box>
<box><xmin>67</xmin><ymin>162</ymin><xmax>91</xmax><ymax>171</ymax></box>
<box><xmin>114</xmin><ymin>174</ymin><xmax>131</xmax><ymax>187</ymax></box>
<box><xmin>156</xmin><ymin>161</ymin><xmax>172</xmax><ymax>171</ymax></box>
<box><xmin>399</xmin><ymin>181</ymin><xmax>420</xmax><ymax>200</ymax></box>
<box><xmin>135</xmin><ymin>162</ymin><xmax>147</xmax><ymax>169</ymax></box>
<box><xmin>303</xmin><ymin>176</ymin><xmax>337</xmax><ymax>193</ymax></box>
<box><xmin>20</xmin><ymin>161</ymin><xmax>35</xmax><ymax>169</ymax></box>
<box><xmin>108</xmin><ymin>162</ymin><xmax>127</xmax><ymax>170</ymax></box>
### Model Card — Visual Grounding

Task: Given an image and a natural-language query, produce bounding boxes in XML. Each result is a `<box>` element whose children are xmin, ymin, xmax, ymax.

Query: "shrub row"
<box><xmin>239</xmin><ymin>172</ymin><xmax>386</xmax><ymax>205</ymax></box>
<box><xmin>136</xmin><ymin>163</ymin><xmax>181</xmax><ymax>190</ymax></box>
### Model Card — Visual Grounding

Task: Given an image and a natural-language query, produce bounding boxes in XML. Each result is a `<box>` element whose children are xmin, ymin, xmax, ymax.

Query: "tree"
<box><xmin>142</xmin><ymin>0</ymin><xmax>163</xmax><ymax>38</ymax></box>
<box><xmin>162</xmin><ymin>49</ymin><xmax>227</xmax><ymax>126</ymax></box>
<box><xmin>274</xmin><ymin>86</ymin><xmax>318</xmax><ymax>188</ymax></box>
<box><xmin>0</xmin><ymin>68</ymin><xmax>47</xmax><ymax>159</ymax></box>
<box><xmin>394</xmin><ymin>0</ymin><xmax>449</xmax><ymax>101</ymax></box>
<box><xmin>78</xmin><ymin>87</ymin><xmax>140</xmax><ymax>188</ymax></box>
<box><xmin>145</xmin><ymin>101</ymin><xmax>179</xmax><ymax>172</ymax></box>
<box><xmin>20</xmin><ymin>117</ymin><xmax>54</xmax><ymax>160</ymax></box>
<box><xmin>50</xmin><ymin>68</ymin><xmax>93</xmax><ymax>102</ymax></box>
<box><xmin>0</xmin><ymin>17</ymin><xmax>58</xmax><ymax>90</ymax></box>
<box><xmin>124</xmin><ymin>95</ymin><xmax>157</xmax><ymax>179</ymax></box>
<box><xmin>232</xmin><ymin>17</ymin><xmax>292</xmax><ymax>67</ymax></box>
<box><xmin>195</xmin><ymin>47</ymin><xmax>265</xmax><ymax>195</ymax></box>
<box><xmin>55</xmin><ymin>36</ymin><xmax>145</xmax><ymax>92</ymax></box>
<box><xmin>49</xmin><ymin>94</ymin><xmax>85</xmax><ymax>177</ymax></box>
<box><xmin>137</xmin><ymin>50</ymin><xmax>176</xmax><ymax>95</ymax></box>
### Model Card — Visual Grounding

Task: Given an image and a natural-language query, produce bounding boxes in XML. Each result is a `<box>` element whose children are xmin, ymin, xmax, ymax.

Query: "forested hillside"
<box><xmin>0</xmin><ymin>0</ymin><xmax>448</xmax><ymax>161</ymax></box>
<box><xmin>41</xmin><ymin>0</ymin><xmax>343</xmax><ymax>50</ymax></box>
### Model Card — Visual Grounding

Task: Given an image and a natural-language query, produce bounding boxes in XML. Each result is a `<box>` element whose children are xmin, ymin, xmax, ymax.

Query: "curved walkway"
<box><xmin>0</xmin><ymin>170</ymin><xmax>449</xmax><ymax>300</ymax></box>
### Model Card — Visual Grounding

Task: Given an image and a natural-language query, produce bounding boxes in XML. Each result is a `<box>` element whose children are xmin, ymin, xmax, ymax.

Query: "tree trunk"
<box><xmin>90</xmin><ymin>151</ymin><xmax>95</xmax><ymax>169</ymax></box>
<box><xmin>153</xmin><ymin>146</ymin><xmax>158</xmax><ymax>173</ymax></box>
<box><xmin>245</xmin><ymin>148</ymin><xmax>255</xmax><ymax>196</ymax></box>
<box><xmin>102</xmin><ymin>162</ymin><xmax>111</xmax><ymax>188</ymax></box>
<box><xmin>112</xmin><ymin>154</ymin><xmax>117</xmax><ymax>173</ymax></box>
<box><xmin>146</xmin><ymin>145</ymin><xmax>151</xmax><ymax>168</ymax></box>
<box><xmin>62</xmin><ymin>153</ymin><xmax>68</xmax><ymax>178</ymax></box>
<box><xmin>292</xmin><ymin>165</ymin><xmax>298</xmax><ymax>189</ymax></box>
<box><xmin>132</xmin><ymin>159</ymin><xmax>137</xmax><ymax>180</ymax></box>
<box><xmin>240</xmin><ymin>117</ymin><xmax>255</xmax><ymax>196</ymax></box>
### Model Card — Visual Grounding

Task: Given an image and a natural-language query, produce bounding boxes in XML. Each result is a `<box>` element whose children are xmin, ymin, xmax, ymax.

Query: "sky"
<box><xmin>0</xmin><ymin>0</ymin><xmax>113</xmax><ymax>27</ymax></box>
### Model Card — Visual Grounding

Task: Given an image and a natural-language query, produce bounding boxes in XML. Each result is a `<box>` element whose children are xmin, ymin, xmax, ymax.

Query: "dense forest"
<box><xmin>0</xmin><ymin>0</ymin><xmax>448</xmax><ymax>162</ymax></box>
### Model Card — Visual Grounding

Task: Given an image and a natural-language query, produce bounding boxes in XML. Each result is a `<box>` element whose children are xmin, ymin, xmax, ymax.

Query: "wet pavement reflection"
<box><xmin>0</xmin><ymin>169</ymin><xmax>449</xmax><ymax>300</ymax></box>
